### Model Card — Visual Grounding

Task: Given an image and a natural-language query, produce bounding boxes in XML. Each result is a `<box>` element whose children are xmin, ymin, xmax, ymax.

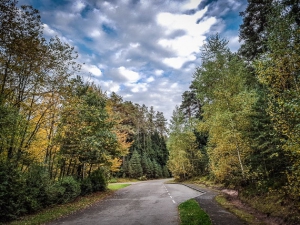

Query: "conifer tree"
<box><xmin>129</xmin><ymin>150</ymin><xmax>143</xmax><ymax>178</ymax></box>
<box><xmin>141</xmin><ymin>154</ymin><xmax>150</xmax><ymax>176</ymax></box>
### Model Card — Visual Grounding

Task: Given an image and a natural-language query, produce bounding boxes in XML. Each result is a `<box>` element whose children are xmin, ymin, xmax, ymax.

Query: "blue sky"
<box><xmin>19</xmin><ymin>0</ymin><xmax>247</xmax><ymax>121</ymax></box>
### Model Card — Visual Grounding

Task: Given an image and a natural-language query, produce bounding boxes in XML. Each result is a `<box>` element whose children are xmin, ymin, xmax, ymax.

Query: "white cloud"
<box><xmin>90</xmin><ymin>29</ymin><xmax>102</xmax><ymax>38</ymax></box>
<box><xmin>43</xmin><ymin>24</ymin><xmax>57</xmax><ymax>36</ymax></box>
<box><xmin>118</xmin><ymin>66</ymin><xmax>140</xmax><ymax>83</ymax></box>
<box><xmin>82</xmin><ymin>64</ymin><xmax>102</xmax><ymax>76</ymax></box>
<box><xmin>182</xmin><ymin>0</ymin><xmax>201</xmax><ymax>10</ymax></box>
<box><xmin>163</xmin><ymin>55</ymin><xmax>196</xmax><ymax>69</ymax></box>
<box><xmin>98</xmin><ymin>80</ymin><xmax>120</xmax><ymax>93</ymax></box>
<box><xmin>156</xmin><ymin>9</ymin><xmax>208</xmax><ymax>36</ymax></box>
<box><xmin>146</xmin><ymin>76</ymin><xmax>155</xmax><ymax>82</ymax></box>
<box><xmin>158</xmin><ymin>35</ymin><xmax>204</xmax><ymax>57</ymax></box>
<box><xmin>228</xmin><ymin>35</ymin><xmax>240</xmax><ymax>52</ymax></box>
<box><xmin>154</xmin><ymin>70</ymin><xmax>164</xmax><ymax>76</ymax></box>
<box><xmin>156</xmin><ymin>8</ymin><xmax>216</xmax><ymax>69</ymax></box>
<box><xmin>130</xmin><ymin>42</ymin><xmax>140</xmax><ymax>48</ymax></box>
<box><xmin>129</xmin><ymin>82</ymin><xmax>148</xmax><ymax>93</ymax></box>
<box><xmin>72</xmin><ymin>1</ymin><xmax>85</xmax><ymax>12</ymax></box>
<box><xmin>29</xmin><ymin>0</ymin><xmax>245</xmax><ymax>121</ymax></box>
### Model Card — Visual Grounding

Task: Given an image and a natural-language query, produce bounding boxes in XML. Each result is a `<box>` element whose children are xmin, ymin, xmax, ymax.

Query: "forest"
<box><xmin>167</xmin><ymin>0</ymin><xmax>300</xmax><ymax>222</ymax></box>
<box><xmin>0</xmin><ymin>0</ymin><xmax>169</xmax><ymax>222</ymax></box>
<box><xmin>1</xmin><ymin>0</ymin><xmax>300</xmax><ymax>223</ymax></box>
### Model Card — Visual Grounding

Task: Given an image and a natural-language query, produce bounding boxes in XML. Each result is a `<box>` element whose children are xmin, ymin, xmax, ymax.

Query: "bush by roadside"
<box><xmin>0</xmin><ymin>162</ymin><xmax>108</xmax><ymax>223</ymax></box>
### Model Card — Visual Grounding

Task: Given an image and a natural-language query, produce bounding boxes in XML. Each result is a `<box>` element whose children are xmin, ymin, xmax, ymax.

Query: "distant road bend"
<box><xmin>47</xmin><ymin>179</ymin><xmax>201</xmax><ymax>225</ymax></box>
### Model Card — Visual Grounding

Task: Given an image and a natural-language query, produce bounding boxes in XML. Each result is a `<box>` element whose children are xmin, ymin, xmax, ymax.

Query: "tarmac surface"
<box><xmin>47</xmin><ymin>179</ymin><xmax>246</xmax><ymax>225</ymax></box>
<box><xmin>47</xmin><ymin>179</ymin><xmax>200</xmax><ymax>225</ymax></box>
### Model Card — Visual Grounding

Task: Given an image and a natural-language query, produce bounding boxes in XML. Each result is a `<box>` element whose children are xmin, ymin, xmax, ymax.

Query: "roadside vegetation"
<box><xmin>1</xmin><ymin>0</ymin><xmax>300</xmax><ymax>224</ymax></box>
<box><xmin>8</xmin><ymin>191</ymin><xmax>112</xmax><ymax>225</ymax></box>
<box><xmin>0</xmin><ymin>0</ymin><xmax>169</xmax><ymax>223</ymax></box>
<box><xmin>167</xmin><ymin>1</ymin><xmax>300</xmax><ymax>224</ymax></box>
<box><xmin>215</xmin><ymin>195</ymin><xmax>257</xmax><ymax>225</ymax></box>
<box><xmin>8</xmin><ymin>183</ymin><xmax>130</xmax><ymax>225</ymax></box>
<box><xmin>107</xmin><ymin>183</ymin><xmax>131</xmax><ymax>190</ymax></box>
<box><xmin>179</xmin><ymin>199</ymin><xmax>211</xmax><ymax>225</ymax></box>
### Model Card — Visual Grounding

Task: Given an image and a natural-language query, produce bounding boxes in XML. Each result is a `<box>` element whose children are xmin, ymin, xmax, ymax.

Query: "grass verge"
<box><xmin>179</xmin><ymin>199</ymin><xmax>212</xmax><ymax>225</ymax></box>
<box><xmin>108</xmin><ymin>183</ymin><xmax>130</xmax><ymax>190</ymax></box>
<box><xmin>215</xmin><ymin>195</ymin><xmax>262</xmax><ymax>225</ymax></box>
<box><xmin>240</xmin><ymin>191</ymin><xmax>300</xmax><ymax>224</ymax></box>
<box><xmin>8</xmin><ymin>184</ymin><xmax>131</xmax><ymax>225</ymax></box>
<box><xmin>108</xmin><ymin>177</ymin><xmax>138</xmax><ymax>183</ymax></box>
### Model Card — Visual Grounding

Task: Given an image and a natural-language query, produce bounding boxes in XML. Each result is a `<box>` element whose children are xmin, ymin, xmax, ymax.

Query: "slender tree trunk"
<box><xmin>229</xmin><ymin>118</ymin><xmax>245</xmax><ymax>177</ymax></box>
<box><xmin>88</xmin><ymin>163</ymin><xmax>93</xmax><ymax>176</ymax></box>
<box><xmin>66</xmin><ymin>159</ymin><xmax>73</xmax><ymax>176</ymax></box>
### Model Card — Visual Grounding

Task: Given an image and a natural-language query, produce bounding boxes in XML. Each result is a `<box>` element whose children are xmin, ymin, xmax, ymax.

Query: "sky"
<box><xmin>19</xmin><ymin>0</ymin><xmax>248</xmax><ymax>122</ymax></box>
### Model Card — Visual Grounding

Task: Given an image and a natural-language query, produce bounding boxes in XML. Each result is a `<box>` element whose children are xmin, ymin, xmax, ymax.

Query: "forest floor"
<box><xmin>183</xmin><ymin>182</ymin><xmax>288</xmax><ymax>225</ymax></box>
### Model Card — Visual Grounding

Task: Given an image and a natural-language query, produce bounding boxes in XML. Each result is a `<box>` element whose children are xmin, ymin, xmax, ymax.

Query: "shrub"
<box><xmin>59</xmin><ymin>176</ymin><xmax>81</xmax><ymax>203</ymax></box>
<box><xmin>0</xmin><ymin>162</ymin><xmax>27</xmax><ymax>222</ymax></box>
<box><xmin>80</xmin><ymin>177</ymin><xmax>93</xmax><ymax>196</ymax></box>
<box><xmin>24</xmin><ymin>165</ymin><xmax>50</xmax><ymax>212</ymax></box>
<box><xmin>45</xmin><ymin>182</ymin><xmax>66</xmax><ymax>205</ymax></box>
<box><xmin>46</xmin><ymin>176</ymin><xmax>80</xmax><ymax>205</ymax></box>
<box><xmin>89</xmin><ymin>168</ymin><xmax>107</xmax><ymax>192</ymax></box>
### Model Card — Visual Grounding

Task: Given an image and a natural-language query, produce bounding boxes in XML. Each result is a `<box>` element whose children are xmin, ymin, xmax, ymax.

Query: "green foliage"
<box><xmin>167</xmin><ymin>106</ymin><xmax>205</xmax><ymax>181</ymax></box>
<box><xmin>45</xmin><ymin>177</ymin><xmax>81</xmax><ymax>205</ymax></box>
<box><xmin>179</xmin><ymin>199</ymin><xmax>211</xmax><ymax>225</ymax></box>
<box><xmin>44</xmin><ymin>183</ymin><xmax>66</xmax><ymax>206</ymax></box>
<box><xmin>141</xmin><ymin>153</ymin><xmax>150</xmax><ymax>176</ymax></box>
<box><xmin>239</xmin><ymin>0</ymin><xmax>273</xmax><ymax>61</ymax></box>
<box><xmin>129</xmin><ymin>150</ymin><xmax>143</xmax><ymax>178</ymax></box>
<box><xmin>0</xmin><ymin>162</ymin><xmax>27</xmax><ymax>222</ymax></box>
<box><xmin>152</xmin><ymin>160</ymin><xmax>162</xmax><ymax>178</ymax></box>
<box><xmin>255</xmin><ymin>2</ymin><xmax>300</xmax><ymax>199</ymax></box>
<box><xmin>0</xmin><ymin>0</ymin><xmax>170</xmax><ymax>222</ymax></box>
<box><xmin>162</xmin><ymin>165</ymin><xmax>170</xmax><ymax>178</ymax></box>
<box><xmin>80</xmin><ymin>177</ymin><xmax>93</xmax><ymax>196</ymax></box>
<box><xmin>191</xmin><ymin>35</ymin><xmax>257</xmax><ymax>185</ymax></box>
<box><xmin>89</xmin><ymin>168</ymin><xmax>107</xmax><ymax>192</ymax></box>
<box><xmin>24</xmin><ymin>165</ymin><xmax>50</xmax><ymax>211</ymax></box>
<box><xmin>59</xmin><ymin>177</ymin><xmax>81</xmax><ymax>203</ymax></box>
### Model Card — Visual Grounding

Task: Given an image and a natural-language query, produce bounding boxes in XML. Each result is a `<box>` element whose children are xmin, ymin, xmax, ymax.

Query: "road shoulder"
<box><xmin>181</xmin><ymin>183</ymin><xmax>246</xmax><ymax>225</ymax></box>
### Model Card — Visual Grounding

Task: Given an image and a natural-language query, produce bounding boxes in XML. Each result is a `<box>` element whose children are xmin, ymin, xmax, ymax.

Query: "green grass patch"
<box><xmin>215</xmin><ymin>195</ymin><xmax>261</xmax><ymax>225</ymax></box>
<box><xmin>179</xmin><ymin>199</ymin><xmax>212</xmax><ymax>225</ymax></box>
<box><xmin>164</xmin><ymin>178</ymin><xmax>177</xmax><ymax>184</ymax></box>
<box><xmin>107</xmin><ymin>183</ymin><xmax>130</xmax><ymax>190</ymax></box>
<box><xmin>109</xmin><ymin>177</ymin><xmax>139</xmax><ymax>183</ymax></box>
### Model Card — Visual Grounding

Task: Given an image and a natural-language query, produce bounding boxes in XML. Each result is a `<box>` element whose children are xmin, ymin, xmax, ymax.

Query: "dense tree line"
<box><xmin>0</xmin><ymin>1</ymin><xmax>168</xmax><ymax>222</ymax></box>
<box><xmin>167</xmin><ymin>0</ymin><xmax>300</xmax><ymax>217</ymax></box>
<box><xmin>107</xmin><ymin>94</ymin><xmax>169</xmax><ymax>179</ymax></box>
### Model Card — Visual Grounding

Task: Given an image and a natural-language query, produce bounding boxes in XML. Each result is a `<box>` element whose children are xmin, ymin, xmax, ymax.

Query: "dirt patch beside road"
<box><xmin>184</xmin><ymin>183</ymin><xmax>286</xmax><ymax>225</ymax></box>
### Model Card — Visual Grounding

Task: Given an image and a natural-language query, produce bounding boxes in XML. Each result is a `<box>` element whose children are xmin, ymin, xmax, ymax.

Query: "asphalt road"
<box><xmin>47</xmin><ymin>179</ymin><xmax>201</xmax><ymax>225</ymax></box>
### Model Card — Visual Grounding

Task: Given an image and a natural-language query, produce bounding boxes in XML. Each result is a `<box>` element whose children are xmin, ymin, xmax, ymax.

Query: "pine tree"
<box><xmin>152</xmin><ymin>160</ymin><xmax>162</xmax><ymax>178</ymax></box>
<box><xmin>239</xmin><ymin>0</ymin><xmax>273</xmax><ymax>61</ymax></box>
<box><xmin>141</xmin><ymin>153</ymin><xmax>150</xmax><ymax>176</ymax></box>
<box><xmin>162</xmin><ymin>165</ymin><xmax>170</xmax><ymax>178</ymax></box>
<box><xmin>147</xmin><ymin>157</ymin><xmax>154</xmax><ymax>178</ymax></box>
<box><xmin>129</xmin><ymin>150</ymin><xmax>143</xmax><ymax>178</ymax></box>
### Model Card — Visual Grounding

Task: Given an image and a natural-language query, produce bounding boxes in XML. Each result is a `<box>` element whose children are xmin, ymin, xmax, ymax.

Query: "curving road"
<box><xmin>47</xmin><ymin>179</ymin><xmax>201</xmax><ymax>225</ymax></box>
